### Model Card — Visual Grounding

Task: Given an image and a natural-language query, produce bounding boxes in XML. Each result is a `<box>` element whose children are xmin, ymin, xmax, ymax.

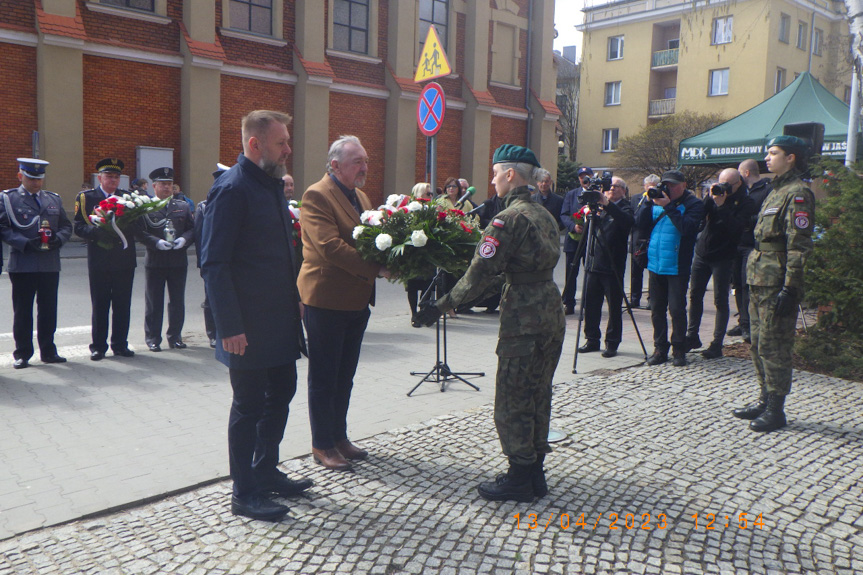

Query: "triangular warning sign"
<box><xmin>414</xmin><ymin>25</ymin><xmax>452</xmax><ymax>83</ymax></box>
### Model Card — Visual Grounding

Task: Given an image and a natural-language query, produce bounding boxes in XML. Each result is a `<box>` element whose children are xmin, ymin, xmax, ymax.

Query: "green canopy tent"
<box><xmin>678</xmin><ymin>72</ymin><xmax>861</xmax><ymax>165</ymax></box>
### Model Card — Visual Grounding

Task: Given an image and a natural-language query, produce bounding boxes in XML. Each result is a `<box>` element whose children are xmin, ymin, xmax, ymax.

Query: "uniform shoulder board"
<box><xmin>44</xmin><ymin>190</ymin><xmax>60</xmax><ymax>197</ymax></box>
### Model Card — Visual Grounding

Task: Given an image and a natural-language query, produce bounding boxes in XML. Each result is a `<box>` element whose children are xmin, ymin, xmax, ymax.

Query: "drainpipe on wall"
<box><xmin>525</xmin><ymin>0</ymin><xmax>534</xmax><ymax>144</ymax></box>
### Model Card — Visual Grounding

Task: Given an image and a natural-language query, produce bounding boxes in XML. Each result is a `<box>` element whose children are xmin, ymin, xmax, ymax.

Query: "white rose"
<box><xmin>386</xmin><ymin>194</ymin><xmax>401</xmax><ymax>206</ymax></box>
<box><xmin>410</xmin><ymin>230</ymin><xmax>428</xmax><ymax>247</ymax></box>
<box><xmin>352</xmin><ymin>226</ymin><xmax>364</xmax><ymax>240</ymax></box>
<box><xmin>407</xmin><ymin>201</ymin><xmax>423</xmax><ymax>212</ymax></box>
<box><xmin>134</xmin><ymin>198</ymin><xmax>144</xmax><ymax>206</ymax></box>
<box><xmin>125</xmin><ymin>201</ymin><xmax>135</xmax><ymax>208</ymax></box>
<box><xmin>360</xmin><ymin>210</ymin><xmax>372</xmax><ymax>224</ymax></box>
<box><xmin>375</xmin><ymin>233</ymin><xmax>393</xmax><ymax>251</ymax></box>
<box><xmin>122</xmin><ymin>194</ymin><xmax>131</xmax><ymax>201</ymax></box>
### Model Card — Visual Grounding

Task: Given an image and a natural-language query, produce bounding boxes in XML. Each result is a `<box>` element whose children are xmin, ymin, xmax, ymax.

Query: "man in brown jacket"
<box><xmin>298</xmin><ymin>135</ymin><xmax>390</xmax><ymax>471</ymax></box>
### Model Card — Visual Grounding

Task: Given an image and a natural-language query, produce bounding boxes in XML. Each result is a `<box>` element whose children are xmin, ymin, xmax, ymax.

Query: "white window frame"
<box><xmin>797</xmin><ymin>21</ymin><xmax>808</xmax><ymax>50</ymax></box>
<box><xmin>712</xmin><ymin>16</ymin><xmax>733</xmax><ymax>45</ymax></box>
<box><xmin>602</xmin><ymin>128</ymin><xmax>619</xmax><ymax>153</ymax></box>
<box><xmin>778</xmin><ymin>13</ymin><xmax>790</xmax><ymax>43</ymax></box>
<box><xmin>775</xmin><ymin>67</ymin><xmax>786</xmax><ymax>94</ymax></box>
<box><xmin>607</xmin><ymin>36</ymin><xmax>624</xmax><ymax>60</ymax></box>
<box><xmin>86</xmin><ymin>0</ymin><xmax>168</xmax><ymax>22</ymax></box>
<box><xmin>604</xmin><ymin>81</ymin><xmax>621</xmax><ymax>106</ymax></box>
<box><xmin>708</xmin><ymin>68</ymin><xmax>729</xmax><ymax>96</ymax></box>
<box><xmin>813</xmin><ymin>27</ymin><xmax>823</xmax><ymax>56</ymax></box>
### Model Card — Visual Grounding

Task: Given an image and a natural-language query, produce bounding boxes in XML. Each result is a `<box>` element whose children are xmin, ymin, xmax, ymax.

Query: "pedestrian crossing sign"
<box><xmin>414</xmin><ymin>25</ymin><xmax>452</xmax><ymax>83</ymax></box>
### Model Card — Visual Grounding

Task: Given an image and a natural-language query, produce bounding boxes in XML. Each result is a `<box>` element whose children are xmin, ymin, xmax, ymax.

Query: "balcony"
<box><xmin>652</xmin><ymin>48</ymin><xmax>679</xmax><ymax>68</ymax></box>
<box><xmin>648</xmin><ymin>98</ymin><xmax>675</xmax><ymax>117</ymax></box>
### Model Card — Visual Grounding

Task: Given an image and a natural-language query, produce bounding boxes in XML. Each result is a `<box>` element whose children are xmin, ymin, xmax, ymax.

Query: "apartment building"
<box><xmin>574</xmin><ymin>0</ymin><xmax>850</xmax><ymax>169</ymax></box>
<box><xmin>0</xmin><ymin>0</ymin><xmax>560</xmax><ymax>207</ymax></box>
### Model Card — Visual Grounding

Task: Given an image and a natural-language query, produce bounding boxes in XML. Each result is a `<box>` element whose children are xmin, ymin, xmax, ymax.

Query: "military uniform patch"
<box><xmin>482</xmin><ymin>236</ymin><xmax>500</xmax><ymax>247</ymax></box>
<box><xmin>478</xmin><ymin>241</ymin><xmax>497</xmax><ymax>258</ymax></box>
<box><xmin>763</xmin><ymin>207</ymin><xmax>779</xmax><ymax>215</ymax></box>
<box><xmin>492</xmin><ymin>218</ymin><xmax>505</xmax><ymax>228</ymax></box>
<box><xmin>794</xmin><ymin>211</ymin><xmax>810</xmax><ymax>229</ymax></box>
<box><xmin>794</xmin><ymin>196</ymin><xmax>806</xmax><ymax>203</ymax></box>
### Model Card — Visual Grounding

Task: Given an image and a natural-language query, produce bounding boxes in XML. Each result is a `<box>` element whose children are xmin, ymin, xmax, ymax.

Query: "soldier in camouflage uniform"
<box><xmin>416</xmin><ymin>144</ymin><xmax>565</xmax><ymax>502</ymax></box>
<box><xmin>734</xmin><ymin>135</ymin><xmax>814</xmax><ymax>432</ymax></box>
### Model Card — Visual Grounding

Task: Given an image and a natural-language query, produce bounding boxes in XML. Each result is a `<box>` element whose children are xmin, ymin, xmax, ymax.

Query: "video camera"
<box><xmin>646</xmin><ymin>182</ymin><xmax>669</xmax><ymax>199</ymax></box>
<box><xmin>710</xmin><ymin>182</ymin><xmax>732</xmax><ymax>196</ymax></box>
<box><xmin>581</xmin><ymin>170</ymin><xmax>613</xmax><ymax>205</ymax></box>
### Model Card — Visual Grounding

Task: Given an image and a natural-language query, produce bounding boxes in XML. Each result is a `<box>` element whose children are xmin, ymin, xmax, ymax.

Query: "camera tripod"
<box><xmin>564</xmin><ymin>202</ymin><xmax>649</xmax><ymax>373</ymax></box>
<box><xmin>408</xmin><ymin>268</ymin><xmax>484</xmax><ymax>396</ymax></box>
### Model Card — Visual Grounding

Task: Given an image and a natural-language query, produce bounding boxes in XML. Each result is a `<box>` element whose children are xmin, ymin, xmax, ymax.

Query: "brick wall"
<box><xmin>216</xmin><ymin>1</ymin><xmax>293</xmax><ymax>69</ymax></box>
<box><xmin>328</xmin><ymin>92</ymin><xmax>386</xmax><ymax>206</ymax></box>
<box><xmin>488</xmin><ymin>115</ymin><xmax>527</xmax><ymax>178</ymax></box>
<box><xmin>0</xmin><ymin>0</ymin><xmax>35</xmax><ymax>31</ymax></box>
<box><xmin>82</xmin><ymin>56</ymin><xmax>181</xmax><ymax>183</ymax></box>
<box><xmin>80</xmin><ymin>0</ymin><xmax>181</xmax><ymax>54</ymax></box>
<box><xmin>0</xmin><ymin>43</ymin><xmax>38</xmax><ymax>184</ymax></box>
<box><xmin>219</xmin><ymin>75</ymin><xmax>295</xmax><ymax>169</ymax></box>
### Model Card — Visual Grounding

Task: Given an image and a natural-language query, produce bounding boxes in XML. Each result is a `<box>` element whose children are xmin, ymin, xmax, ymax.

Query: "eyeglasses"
<box><xmin>611</xmin><ymin>184</ymin><xmax>625</xmax><ymax>189</ymax></box>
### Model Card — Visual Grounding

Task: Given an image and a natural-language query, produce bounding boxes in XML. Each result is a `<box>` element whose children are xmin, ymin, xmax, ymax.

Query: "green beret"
<box><xmin>492</xmin><ymin>144</ymin><xmax>540</xmax><ymax>168</ymax></box>
<box><xmin>767</xmin><ymin>135</ymin><xmax>809</xmax><ymax>154</ymax></box>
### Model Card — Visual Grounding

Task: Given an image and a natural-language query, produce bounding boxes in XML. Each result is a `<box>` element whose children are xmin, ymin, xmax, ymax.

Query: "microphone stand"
<box><xmin>408</xmin><ymin>267</ymin><xmax>484</xmax><ymax>396</ymax></box>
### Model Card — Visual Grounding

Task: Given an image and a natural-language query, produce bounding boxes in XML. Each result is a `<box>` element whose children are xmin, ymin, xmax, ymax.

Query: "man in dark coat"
<box><xmin>576</xmin><ymin>176</ymin><xmax>634</xmax><ymax>358</ymax></box>
<box><xmin>559</xmin><ymin>167</ymin><xmax>593</xmax><ymax>314</ymax></box>
<box><xmin>73</xmin><ymin>158</ymin><xmax>139</xmax><ymax>361</ymax></box>
<box><xmin>201</xmin><ymin>110</ymin><xmax>310</xmax><ymax>521</ymax></box>
<box><xmin>137</xmin><ymin>167</ymin><xmax>195</xmax><ymax>351</ymax></box>
<box><xmin>0</xmin><ymin>158</ymin><xmax>73</xmax><ymax>367</ymax></box>
<box><xmin>530</xmin><ymin>168</ymin><xmax>564</xmax><ymax>227</ymax></box>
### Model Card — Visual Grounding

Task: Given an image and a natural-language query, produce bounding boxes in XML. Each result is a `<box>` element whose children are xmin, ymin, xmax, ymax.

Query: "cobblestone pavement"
<box><xmin>2</xmin><ymin>354</ymin><xmax>861</xmax><ymax>575</ymax></box>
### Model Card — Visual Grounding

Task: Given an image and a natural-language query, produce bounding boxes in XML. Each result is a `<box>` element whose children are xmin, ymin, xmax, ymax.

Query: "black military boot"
<box><xmin>532</xmin><ymin>454</ymin><xmax>548</xmax><ymax>498</ymax></box>
<box><xmin>477</xmin><ymin>463</ymin><xmax>534</xmax><ymax>502</ymax></box>
<box><xmin>750</xmin><ymin>393</ymin><xmax>787</xmax><ymax>432</ymax></box>
<box><xmin>732</xmin><ymin>387</ymin><xmax>768</xmax><ymax>420</ymax></box>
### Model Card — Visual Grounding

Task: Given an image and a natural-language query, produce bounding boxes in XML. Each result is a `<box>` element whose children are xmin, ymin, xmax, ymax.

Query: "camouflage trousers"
<box><xmin>749</xmin><ymin>285</ymin><xmax>798</xmax><ymax>396</ymax></box>
<box><xmin>494</xmin><ymin>332</ymin><xmax>565</xmax><ymax>466</ymax></box>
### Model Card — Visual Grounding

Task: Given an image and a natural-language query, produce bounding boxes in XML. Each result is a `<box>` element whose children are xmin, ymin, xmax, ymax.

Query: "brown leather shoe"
<box><xmin>312</xmin><ymin>447</ymin><xmax>352</xmax><ymax>471</ymax></box>
<box><xmin>335</xmin><ymin>439</ymin><xmax>368</xmax><ymax>461</ymax></box>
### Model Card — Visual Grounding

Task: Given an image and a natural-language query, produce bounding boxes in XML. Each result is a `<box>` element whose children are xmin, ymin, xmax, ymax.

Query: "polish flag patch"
<box><xmin>492</xmin><ymin>218</ymin><xmax>505</xmax><ymax>228</ymax></box>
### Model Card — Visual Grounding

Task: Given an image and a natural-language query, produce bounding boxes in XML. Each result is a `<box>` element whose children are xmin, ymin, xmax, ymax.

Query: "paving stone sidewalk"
<box><xmin>2</xmin><ymin>355</ymin><xmax>861</xmax><ymax>575</ymax></box>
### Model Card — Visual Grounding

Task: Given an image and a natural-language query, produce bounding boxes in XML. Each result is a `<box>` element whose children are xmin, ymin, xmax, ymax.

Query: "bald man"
<box><xmin>685</xmin><ymin>168</ymin><xmax>757</xmax><ymax>358</ymax></box>
<box><xmin>728</xmin><ymin>159</ymin><xmax>773</xmax><ymax>341</ymax></box>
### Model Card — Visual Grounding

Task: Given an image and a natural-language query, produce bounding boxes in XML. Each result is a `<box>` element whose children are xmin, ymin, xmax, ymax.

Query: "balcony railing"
<box><xmin>652</xmin><ymin>48</ymin><xmax>679</xmax><ymax>67</ymax></box>
<box><xmin>648</xmin><ymin>98</ymin><xmax>675</xmax><ymax>117</ymax></box>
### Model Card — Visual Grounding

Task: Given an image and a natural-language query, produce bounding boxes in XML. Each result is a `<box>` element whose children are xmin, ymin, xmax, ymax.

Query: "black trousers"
<box><xmin>648</xmin><ymin>271</ymin><xmax>691</xmax><ymax>355</ymax></box>
<box><xmin>732</xmin><ymin>247</ymin><xmax>753</xmax><ymax>332</ymax></box>
<box><xmin>304</xmin><ymin>305</ymin><xmax>370</xmax><ymax>450</ymax></box>
<box><xmin>88</xmin><ymin>267</ymin><xmax>134</xmax><ymax>353</ymax></box>
<box><xmin>630</xmin><ymin>255</ymin><xmax>645</xmax><ymax>303</ymax></box>
<box><xmin>144</xmin><ymin>266</ymin><xmax>187</xmax><ymax>345</ymax></box>
<box><xmin>583</xmin><ymin>271</ymin><xmax>624</xmax><ymax>347</ymax></box>
<box><xmin>562</xmin><ymin>250</ymin><xmax>582</xmax><ymax>307</ymax></box>
<box><xmin>228</xmin><ymin>362</ymin><xmax>297</xmax><ymax>498</ymax></box>
<box><xmin>9</xmin><ymin>272</ymin><xmax>59</xmax><ymax>361</ymax></box>
<box><xmin>687</xmin><ymin>254</ymin><xmax>733</xmax><ymax>345</ymax></box>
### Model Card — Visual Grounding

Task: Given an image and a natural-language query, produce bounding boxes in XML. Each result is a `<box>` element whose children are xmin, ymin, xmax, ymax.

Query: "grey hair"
<box><xmin>498</xmin><ymin>162</ymin><xmax>540</xmax><ymax>185</ymax></box>
<box><xmin>535</xmin><ymin>168</ymin><xmax>551</xmax><ymax>181</ymax></box>
<box><xmin>327</xmin><ymin>135</ymin><xmax>363</xmax><ymax>174</ymax></box>
<box><xmin>643</xmin><ymin>174</ymin><xmax>660</xmax><ymax>186</ymax></box>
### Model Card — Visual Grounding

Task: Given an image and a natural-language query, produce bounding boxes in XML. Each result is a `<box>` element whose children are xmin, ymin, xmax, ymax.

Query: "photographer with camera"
<box><xmin>635</xmin><ymin>170</ymin><xmax>705</xmax><ymax>367</ymax></box>
<box><xmin>685</xmin><ymin>169</ymin><xmax>757</xmax><ymax>359</ymax></box>
<box><xmin>576</xmin><ymin>176</ymin><xmax>634</xmax><ymax>358</ymax></box>
<box><xmin>559</xmin><ymin>167</ymin><xmax>593</xmax><ymax>314</ymax></box>
<box><xmin>733</xmin><ymin>135</ymin><xmax>815</xmax><ymax>433</ymax></box>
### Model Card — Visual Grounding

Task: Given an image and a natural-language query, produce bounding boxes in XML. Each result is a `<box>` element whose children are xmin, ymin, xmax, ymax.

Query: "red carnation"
<box><xmin>448</xmin><ymin>209</ymin><xmax>465</xmax><ymax>217</ymax></box>
<box><xmin>437</xmin><ymin>211</ymin><xmax>448</xmax><ymax>221</ymax></box>
<box><xmin>459</xmin><ymin>221</ymin><xmax>472</xmax><ymax>233</ymax></box>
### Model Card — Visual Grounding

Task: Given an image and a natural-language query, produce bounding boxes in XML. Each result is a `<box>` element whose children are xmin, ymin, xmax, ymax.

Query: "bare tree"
<box><xmin>611</xmin><ymin>111</ymin><xmax>726</xmax><ymax>189</ymax></box>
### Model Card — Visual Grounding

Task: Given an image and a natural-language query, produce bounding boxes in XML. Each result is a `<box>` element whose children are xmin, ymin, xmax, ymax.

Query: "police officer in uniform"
<box><xmin>417</xmin><ymin>145</ymin><xmax>566</xmax><ymax>502</ymax></box>
<box><xmin>73</xmin><ymin>158</ymin><xmax>139</xmax><ymax>361</ymax></box>
<box><xmin>137</xmin><ymin>167</ymin><xmax>195</xmax><ymax>351</ymax></box>
<box><xmin>733</xmin><ymin>135</ymin><xmax>815</xmax><ymax>432</ymax></box>
<box><xmin>0</xmin><ymin>158</ymin><xmax>73</xmax><ymax>368</ymax></box>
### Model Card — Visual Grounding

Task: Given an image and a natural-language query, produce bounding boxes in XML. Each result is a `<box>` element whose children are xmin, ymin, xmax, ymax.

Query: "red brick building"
<box><xmin>0</xmin><ymin>0</ymin><xmax>559</xmax><ymax>207</ymax></box>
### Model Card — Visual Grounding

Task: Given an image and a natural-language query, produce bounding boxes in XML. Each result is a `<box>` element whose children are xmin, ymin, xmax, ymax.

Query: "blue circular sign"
<box><xmin>417</xmin><ymin>82</ymin><xmax>446</xmax><ymax>137</ymax></box>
